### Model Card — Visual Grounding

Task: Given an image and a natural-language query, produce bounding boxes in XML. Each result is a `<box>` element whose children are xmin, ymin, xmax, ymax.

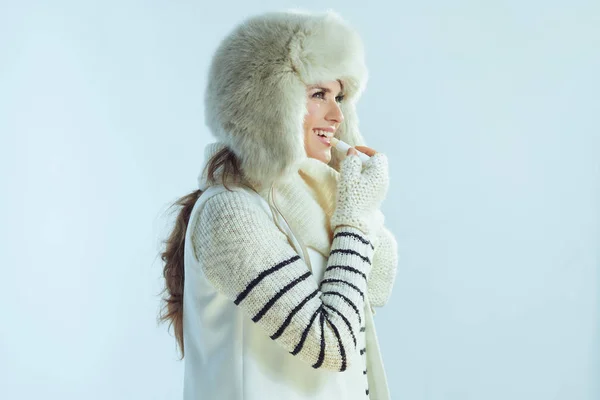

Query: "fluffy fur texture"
<box><xmin>204</xmin><ymin>9</ymin><xmax>369</xmax><ymax>188</ymax></box>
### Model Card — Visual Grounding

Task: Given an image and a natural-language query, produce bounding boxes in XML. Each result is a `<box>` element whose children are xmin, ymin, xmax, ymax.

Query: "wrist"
<box><xmin>331</xmin><ymin>222</ymin><xmax>377</xmax><ymax>248</ymax></box>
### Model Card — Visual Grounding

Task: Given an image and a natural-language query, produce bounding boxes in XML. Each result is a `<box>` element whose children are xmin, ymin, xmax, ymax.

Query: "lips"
<box><xmin>314</xmin><ymin>129</ymin><xmax>332</xmax><ymax>146</ymax></box>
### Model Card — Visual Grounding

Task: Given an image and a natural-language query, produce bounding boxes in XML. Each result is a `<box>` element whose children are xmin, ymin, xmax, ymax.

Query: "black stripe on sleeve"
<box><xmin>323</xmin><ymin>311</ymin><xmax>347</xmax><ymax>371</ymax></box>
<box><xmin>312</xmin><ymin>312</ymin><xmax>326</xmax><ymax>369</ymax></box>
<box><xmin>329</xmin><ymin>248</ymin><xmax>372</xmax><ymax>264</ymax></box>
<box><xmin>252</xmin><ymin>271</ymin><xmax>312</xmax><ymax>322</ymax></box>
<box><xmin>333</xmin><ymin>231</ymin><xmax>375</xmax><ymax>250</ymax></box>
<box><xmin>324</xmin><ymin>265</ymin><xmax>367</xmax><ymax>281</ymax></box>
<box><xmin>323</xmin><ymin>304</ymin><xmax>357</xmax><ymax>348</ymax></box>
<box><xmin>322</xmin><ymin>291</ymin><xmax>362</xmax><ymax>325</ymax></box>
<box><xmin>271</xmin><ymin>289</ymin><xmax>319</xmax><ymax>340</ymax></box>
<box><xmin>320</xmin><ymin>278</ymin><xmax>365</xmax><ymax>300</ymax></box>
<box><xmin>291</xmin><ymin>304</ymin><xmax>322</xmax><ymax>356</ymax></box>
<box><xmin>234</xmin><ymin>255</ymin><xmax>301</xmax><ymax>305</ymax></box>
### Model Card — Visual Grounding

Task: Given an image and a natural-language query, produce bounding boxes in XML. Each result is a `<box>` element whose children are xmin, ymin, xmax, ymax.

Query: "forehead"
<box><xmin>307</xmin><ymin>80</ymin><xmax>343</xmax><ymax>92</ymax></box>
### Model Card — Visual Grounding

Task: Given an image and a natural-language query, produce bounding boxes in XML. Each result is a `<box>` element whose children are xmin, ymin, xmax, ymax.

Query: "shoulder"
<box><xmin>191</xmin><ymin>186</ymin><xmax>277</xmax><ymax>240</ymax></box>
<box><xmin>190</xmin><ymin>186</ymin><xmax>290</xmax><ymax>262</ymax></box>
<box><xmin>200</xmin><ymin>186</ymin><xmax>271</xmax><ymax>220</ymax></box>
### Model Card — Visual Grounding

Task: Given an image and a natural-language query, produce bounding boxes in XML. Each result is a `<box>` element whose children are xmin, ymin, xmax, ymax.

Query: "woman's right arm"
<box><xmin>191</xmin><ymin>189</ymin><xmax>374</xmax><ymax>372</ymax></box>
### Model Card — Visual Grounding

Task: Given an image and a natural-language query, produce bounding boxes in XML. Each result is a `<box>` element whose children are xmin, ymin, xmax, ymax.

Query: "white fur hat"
<box><xmin>204</xmin><ymin>9</ymin><xmax>369</xmax><ymax>189</ymax></box>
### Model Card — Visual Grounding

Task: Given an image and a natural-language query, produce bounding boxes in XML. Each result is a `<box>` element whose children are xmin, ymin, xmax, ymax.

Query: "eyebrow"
<box><xmin>310</xmin><ymin>86</ymin><xmax>345</xmax><ymax>95</ymax></box>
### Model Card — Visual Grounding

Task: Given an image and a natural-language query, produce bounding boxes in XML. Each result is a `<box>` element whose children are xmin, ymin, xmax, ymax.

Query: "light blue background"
<box><xmin>1</xmin><ymin>1</ymin><xmax>598</xmax><ymax>399</ymax></box>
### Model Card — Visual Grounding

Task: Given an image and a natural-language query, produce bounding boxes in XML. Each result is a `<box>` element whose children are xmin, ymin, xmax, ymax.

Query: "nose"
<box><xmin>325</xmin><ymin>100</ymin><xmax>344</xmax><ymax>125</ymax></box>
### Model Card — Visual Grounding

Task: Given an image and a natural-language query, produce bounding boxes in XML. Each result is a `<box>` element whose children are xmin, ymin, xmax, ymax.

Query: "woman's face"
<box><xmin>303</xmin><ymin>80</ymin><xmax>345</xmax><ymax>164</ymax></box>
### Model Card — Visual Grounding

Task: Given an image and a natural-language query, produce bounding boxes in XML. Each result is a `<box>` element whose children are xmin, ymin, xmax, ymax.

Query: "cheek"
<box><xmin>306</xmin><ymin>101</ymin><xmax>321</xmax><ymax>114</ymax></box>
<box><xmin>305</xmin><ymin>101</ymin><xmax>321</xmax><ymax>125</ymax></box>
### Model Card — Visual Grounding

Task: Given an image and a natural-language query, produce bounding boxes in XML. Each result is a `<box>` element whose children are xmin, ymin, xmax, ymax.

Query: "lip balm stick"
<box><xmin>330</xmin><ymin>137</ymin><xmax>371</xmax><ymax>163</ymax></box>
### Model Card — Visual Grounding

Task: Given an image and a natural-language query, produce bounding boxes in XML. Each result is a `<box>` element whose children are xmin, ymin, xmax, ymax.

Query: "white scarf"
<box><xmin>273</xmin><ymin>157</ymin><xmax>340</xmax><ymax>258</ymax></box>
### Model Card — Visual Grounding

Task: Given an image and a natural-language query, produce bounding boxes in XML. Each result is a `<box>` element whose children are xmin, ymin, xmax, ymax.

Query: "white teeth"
<box><xmin>314</xmin><ymin>129</ymin><xmax>332</xmax><ymax>138</ymax></box>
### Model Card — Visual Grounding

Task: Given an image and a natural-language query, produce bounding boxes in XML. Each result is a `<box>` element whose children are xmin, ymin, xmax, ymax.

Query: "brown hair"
<box><xmin>157</xmin><ymin>146</ymin><xmax>243</xmax><ymax>359</ymax></box>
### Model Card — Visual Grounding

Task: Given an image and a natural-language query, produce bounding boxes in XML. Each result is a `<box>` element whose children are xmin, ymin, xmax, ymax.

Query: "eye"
<box><xmin>311</xmin><ymin>91</ymin><xmax>345</xmax><ymax>103</ymax></box>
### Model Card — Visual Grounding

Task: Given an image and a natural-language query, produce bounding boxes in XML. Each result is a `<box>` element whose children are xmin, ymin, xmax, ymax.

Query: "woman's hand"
<box><xmin>346</xmin><ymin>145</ymin><xmax>378</xmax><ymax>157</ymax></box>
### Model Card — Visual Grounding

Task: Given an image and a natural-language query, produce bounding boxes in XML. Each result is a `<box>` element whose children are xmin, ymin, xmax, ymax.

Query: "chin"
<box><xmin>306</xmin><ymin>145</ymin><xmax>331</xmax><ymax>164</ymax></box>
<box><xmin>313</xmin><ymin>153</ymin><xmax>331</xmax><ymax>164</ymax></box>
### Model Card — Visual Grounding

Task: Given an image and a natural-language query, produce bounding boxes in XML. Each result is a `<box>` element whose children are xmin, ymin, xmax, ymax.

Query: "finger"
<box><xmin>354</xmin><ymin>145</ymin><xmax>377</xmax><ymax>157</ymax></box>
<box><xmin>355</xmin><ymin>146</ymin><xmax>377</xmax><ymax>156</ymax></box>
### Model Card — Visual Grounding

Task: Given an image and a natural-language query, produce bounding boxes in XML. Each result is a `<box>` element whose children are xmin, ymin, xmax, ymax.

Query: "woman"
<box><xmin>159</xmin><ymin>10</ymin><xmax>398</xmax><ymax>400</ymax></box>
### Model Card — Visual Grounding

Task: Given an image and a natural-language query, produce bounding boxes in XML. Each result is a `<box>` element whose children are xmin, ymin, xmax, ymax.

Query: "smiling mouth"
<box><xmin>314</xmin><ymin>130</ymin><xmax>332</xmax><ymax>146</ymax></box>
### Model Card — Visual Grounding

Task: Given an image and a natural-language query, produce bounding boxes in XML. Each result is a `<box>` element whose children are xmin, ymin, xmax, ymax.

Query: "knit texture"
<box><xmin>274</xmin><ymin>157</ymin><xmax>338</xmax><ymax>257</ymax></box>
<box><xmin>191</xmin><ymin>189</ymin><xmax>375</xmax><ymax>372</ymax></box>
<box><xmin>330</xmin><ymin>153</ymin><xmax>389</xmax><ymax>238</ymax></box>
<box><xmin>367</xmin><ymin>226</ymin><xmax>398</xmax><ymax>307</ymax></box>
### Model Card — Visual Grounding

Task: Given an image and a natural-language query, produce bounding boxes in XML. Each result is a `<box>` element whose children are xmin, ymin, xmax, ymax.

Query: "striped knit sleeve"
<box><xmin>191</xmin><ymin>189</ymin><xmax>375</xmax><ymax>372</ymax></box>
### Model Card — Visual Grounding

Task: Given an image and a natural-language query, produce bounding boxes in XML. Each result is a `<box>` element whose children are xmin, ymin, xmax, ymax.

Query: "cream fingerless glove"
<box><xmin>330</xmin><ymin>152</ymin><xmax>390</xmax><ymax>243</ymax></box>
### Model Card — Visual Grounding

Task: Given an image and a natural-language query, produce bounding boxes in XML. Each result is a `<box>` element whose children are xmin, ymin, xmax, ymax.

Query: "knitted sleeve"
<box><xmin>191</xmin><ymin>190</ymin><xmax>375</xmax><ymax>372</ymax></box>
<box><xmin>368</xmin><ymin>225</ymin><xmax>399</xmax><ymax>309</ymax></box>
